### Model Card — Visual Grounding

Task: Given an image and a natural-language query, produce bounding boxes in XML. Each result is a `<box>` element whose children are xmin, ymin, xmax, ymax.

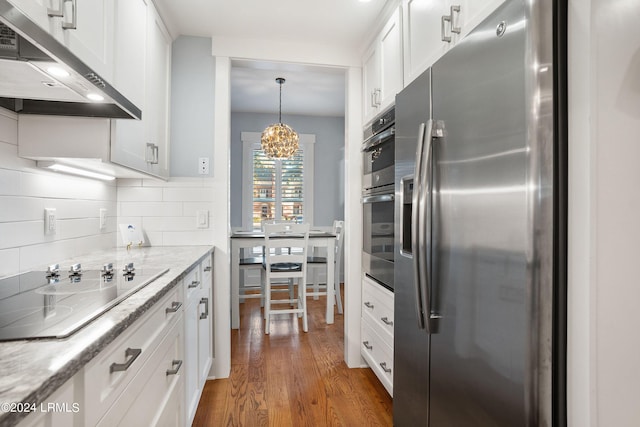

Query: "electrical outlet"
<box><xmin>198</xmin><ymin>157</ymin><xmax>210</xmax><ymax>175</ymax></box>
<box><xmin>44</xmin><ymin>208</ymin><xmax>56</xmax><ymax>235</ymax></box>
<box><xmin>99</xmin><ymin>208</ymin><xmax>107</xmax><ymax>231</ymax></box>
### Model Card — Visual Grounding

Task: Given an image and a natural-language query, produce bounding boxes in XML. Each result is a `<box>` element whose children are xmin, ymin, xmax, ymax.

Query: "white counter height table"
<box><xmin>230</xmin><ymin>230</ymin><xmax>336</xmax><ymax>329</ymax></box>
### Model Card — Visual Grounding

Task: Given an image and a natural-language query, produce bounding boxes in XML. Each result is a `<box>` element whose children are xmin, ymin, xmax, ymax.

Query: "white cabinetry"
<box><xmin>110</xmin><ymin>1</ymin><xmax>171</xmax><ymax>179</ymax></box>
<box><xmin>6</xmin><ymin>0</ymin><xmax>115</xmax><ymax>83</ymax></box>
<box><xmin>184</xmin><ymin>256</ymin><xmax>213</xmax><ymax>425</ymax></box>
<box><xmin>360</xmin><ymin>276</ymin><xmax>394</xmax><ymax>395</ymax></box>
<box><xmin>15</xmin><ymin>378</ymin><xmax>77</xmax><ymax>427</ymax></box>
<box><xmin>85</xmin><ymin>285</ymin><xmax>184</xmax><ymax>426</ymax></box>
<box><xmin>402</xmin><ymin>0</ymin><xmax>507</xmax><ymax>84</ymax></box>
<box><xmin>362</xmin><ymin>7</ymin><xmax>403</xmax><ymax>122</ymax></box>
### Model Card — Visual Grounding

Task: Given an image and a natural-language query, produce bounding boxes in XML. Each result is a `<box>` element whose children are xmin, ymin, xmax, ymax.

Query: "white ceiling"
<box><xmin>153</xmin><ymin>0</ymin><xmax>391</xmax><ymax>117</ymax></box>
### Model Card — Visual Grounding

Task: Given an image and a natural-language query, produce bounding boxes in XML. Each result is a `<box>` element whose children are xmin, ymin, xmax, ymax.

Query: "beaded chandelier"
<box><xmin>261</xmin><ymin>78</ymin><xmax>299</xmax><ymax>159</ymax></box>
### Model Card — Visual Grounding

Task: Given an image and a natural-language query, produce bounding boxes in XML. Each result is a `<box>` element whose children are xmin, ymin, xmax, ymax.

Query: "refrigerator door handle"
<box><xmin>412</xmin><ymin>121</ymin><xmax>429</xmax><ymax>330</ymax></box>
<box><xmin>419</xmin><ymin>119</ymin><xmax>435</xmax><ymax>334</ymax></box>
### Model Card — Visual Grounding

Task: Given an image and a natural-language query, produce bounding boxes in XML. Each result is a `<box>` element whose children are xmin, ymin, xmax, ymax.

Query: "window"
<box><xmin>242</xmin><ymin>132</ymin><xmax>314</xmax><ymax>230</ymax></box>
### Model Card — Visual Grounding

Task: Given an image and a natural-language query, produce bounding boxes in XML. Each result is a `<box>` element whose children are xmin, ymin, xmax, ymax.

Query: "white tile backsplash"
<box><xmin>0</xmin><ymin>112</ymin><xmax>116</xmax><ymax>276</ymax></box>
<box><xmin>116</xmin><ymin>177</ymin><xmax>215</xmax><ymax>247</ymax></box>
<box><xmin>0</xmin><ymin>111</ymin><xmax>215</xmax><ymax>278</ymax></box>
<box><xmin>117</xmin><ymin>186</ymin><xmax>164</xmax><ymax>202</ymax></box>
<box><xmin>119</xmin><ymin>201</ymin><xmax>184</xmax><ymax>217</ymax></box>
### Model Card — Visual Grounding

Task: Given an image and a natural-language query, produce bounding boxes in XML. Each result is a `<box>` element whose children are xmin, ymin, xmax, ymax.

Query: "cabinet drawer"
<box><xmin>98</xmin><ymin>317</ymin><xmax>184</xmax><ymax>426</ymax></box>
<box><xmin>84</xmin><ymin>286</ymin><xmax>183</xmax><ymax>426</ymax></box>
<box><xmin>361</xmin><ymin>316</ymin><xmax>393</xmax><ymax>396</ymax></box>
<box><xmin>362</xmin><ymin>277</ymin><xmax>394</xmax><ymax>346</ymax></box>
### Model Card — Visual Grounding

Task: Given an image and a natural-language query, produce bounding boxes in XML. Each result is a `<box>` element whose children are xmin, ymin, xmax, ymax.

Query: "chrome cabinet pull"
<box><xmin>380</xmin><ymin>362</ymin><xmax>392</xmax><ymax>373</ymax></box>
<box><xmin>450</xmin><ymin>5</ymin><xmax>461</xmax><ymax>34</ymax></box>
<box><xmin>166</xmin><ymin>359</ymin><xmax>183</xmax><ymax>376</ymax></box>
<box><xmin>109</xmin><ymin>348</ymin><xmax>141</xmax><ymax>373</ymax></box>
<box><xmin>374</xmin><ymin>88</ymin><xmax>382</xmax><ymax>106</ymax></box>
<box><xmin>188</xmin><ymin>280</ymin><xmax>200</xmax><ymax>289</ymax></box>
<box><xmin>363</xmin><ymin>341</ymin><xmax>373</xmax><ymax>350</ymax></box>
<box><xmin>364</xmin><ymin>301</ymin><xmax>374</xmax><ymax>309</ymax></box>
<box><xmin>381</xmin><ymin>316</ymin><xmax>394</xmax><ymax>326</ymax></box>
<box><xmin>199</xmin><ymin>297</ymin><xmax>209</xmax><ymax>319</ymax></box>
<box><xmin>145</xmin><ymin>143</ymin><xmax>159</xmax><ymax>164</ymax></box>
<box><xmin>441</xmin><ymin>14</ymin><xmax>452</xmax><ymax>42</ymax></box>
<box><xmin>62</xmin><ymin>0</ymin><xmax>77</xmax><ymax>30</ymax></box>
<box><xmin>152</xmin><ymin>144</ymin><xmax>159</xmax><ymax>164</ymax></box>
<box><xmin>165</xmin><ymin>301</ymin><xmax>182</xmax><ymax>314</ymax></box>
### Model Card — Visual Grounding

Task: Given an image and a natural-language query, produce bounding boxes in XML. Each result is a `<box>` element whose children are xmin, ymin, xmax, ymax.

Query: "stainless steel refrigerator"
<box><xmin>393</xmin><ymin>0</ymin><xmax>567</xmax><ymax>425</ymax></box>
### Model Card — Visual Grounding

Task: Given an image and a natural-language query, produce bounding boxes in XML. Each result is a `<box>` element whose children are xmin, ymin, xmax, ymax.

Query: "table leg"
<box><xmin>326</xmin><ymin>238</ymin><xmax>335</xmax><ymax>324</ymax></box>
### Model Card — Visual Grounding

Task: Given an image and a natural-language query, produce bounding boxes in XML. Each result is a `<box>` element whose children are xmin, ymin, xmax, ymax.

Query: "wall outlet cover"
<box><xmin>198</xmin><ymin>157</ymin><xmax>210</xmax><ymax>175</ymax></box>
<box><xmin>44</xmin><ymin>208</ymin><xmax>56</xmax><ymax>235</ymax></box>
<box><xmin>99</xmin><ymin>208</ymin><xmax>107</xmax><ymax>231</ymax></box>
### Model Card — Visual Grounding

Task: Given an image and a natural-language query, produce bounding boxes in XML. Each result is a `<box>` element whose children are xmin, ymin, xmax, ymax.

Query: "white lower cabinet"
<box><xmin>361</xmin><ymin>276</ymin><xmax>394</xmax><ymax>396</ymax></box>
<box><xmin>83</xmin><ymin>286</ymin><xmax>183</xmax><ymax>426</ymax></box>
<box><xmin>184</xmin><ymin>257</ymin><xmax>213</xmax><ymax>425</ymax></box>
<box><xmin>16</xmin><ymin>377</ymin><xmax>78</xmax><ymax>427</ymax></box>
<box><xmin>97</xmin><ymin>318</ymin><xmax>184</xmax><ymax>427</ymax></box>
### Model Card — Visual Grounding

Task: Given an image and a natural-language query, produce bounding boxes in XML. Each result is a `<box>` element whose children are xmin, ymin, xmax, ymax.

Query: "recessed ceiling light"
<box><xmin>86</xmin><ymin>93</ymin><xmax>104</xmax><ymax>102</ymax></box>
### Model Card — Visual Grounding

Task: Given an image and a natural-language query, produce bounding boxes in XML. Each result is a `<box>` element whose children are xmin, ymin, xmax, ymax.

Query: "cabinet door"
<box><xmin>362</xmin><ymin>42</ymin><xmax>380</xmax><ymax>122</ymax></box>
<box><xmin>110</xmin><ymin>1</ymin><xmax>171</xmax><ymax>179</ymax></box>
<box><xmin>109</xmin><ymin>0</ymin><xmax>147</xmax><ymax>172</ymax></box>
<box><xmin>184</xmin><ymin>293</ymin><xmax>199</xmax><ymax>425</ymax></box>
<box><xmin>456</xmin><ymin>0</ymin><xmax>507</xmax><ymax>39</ymax></box>
<box><xmin>402</xmin><ymin>0</ymin><xmax>448</xmax><ymax>83</ymax></box>
<box><xmin>7</xmin><ymin>0</ymin><xmax>114</xmax><ymax>82</ymax></box>
<box><xmin>145</xmin><ymin>4</ymin><xmax>171</xmax><ymax>178</ymax></box>
<box><xmin>57</xmin><ymin>0</ymin><xmax>114</xmax><ymax>83</ymax></box>
<box><xmin>197</xmin><ymin>287</ymin><xmax>212</xmax><ymax>388</ymax></box>
<box><xmin>378</xmin><ymin>8</ymin><xmax>403</xmax><ymax>112</ymax></box>
<box><xmin>113</xmin><ymin>0</ymin><xmax>146</xmax><ymax>107</ymax></box>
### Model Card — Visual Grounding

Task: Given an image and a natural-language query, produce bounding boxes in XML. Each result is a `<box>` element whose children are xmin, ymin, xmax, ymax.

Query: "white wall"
<box><xmin>0</xmin><ymin>110</ymin><xmax>117</xmax><ymax>276</ymax></box>
<box><xmin>170</xmin><ymin>36</ymin><xmax>216</xmax><ymax>177</ymax></box>
<box><xmin>568</xmin><ymin>1</ymin><xmax>640</xmax><ymax>426</ymax></box>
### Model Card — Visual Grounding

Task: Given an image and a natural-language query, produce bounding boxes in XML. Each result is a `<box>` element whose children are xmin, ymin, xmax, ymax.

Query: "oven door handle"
<box><xmin>362</xmin><ymin>194</ymin><xmax>395</xmax><ymax>204</ymax></box>
<box><xmin>362</xmin><ymin>127</ymin><xmax>395</xmax><ymax>152</ymax></box>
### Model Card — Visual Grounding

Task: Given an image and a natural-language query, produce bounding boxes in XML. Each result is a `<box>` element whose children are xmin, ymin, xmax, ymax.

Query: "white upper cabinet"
<box><xmin>110</xmin><ymin>0</ymin><xmax>171</xmax><ymax>179</ymax></box>
<box><xmin>7</xmin><ymin>0</ymin><xmax>115</xmax><ymax>83</ymax></box>
<box><xmin>402</xmin><ymin>0</ymin><xmax>448</xmax><ymax>84</ymax></box>
<box><xmin>362</xmin><ymin>7</ymin><xmax>403</xmax><ymax>123</ymax></box>
<box><xmin>402</xmin><ymin>0</ymin><xmax>507</xmax><ymax>84</ymax></box>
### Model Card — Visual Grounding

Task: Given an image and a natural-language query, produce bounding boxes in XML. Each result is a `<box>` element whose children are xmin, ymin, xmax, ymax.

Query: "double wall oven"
<box><xmin>362</xmin><ymin>106</ymin><xmax>395</xmax><ymax>291</ymax></box>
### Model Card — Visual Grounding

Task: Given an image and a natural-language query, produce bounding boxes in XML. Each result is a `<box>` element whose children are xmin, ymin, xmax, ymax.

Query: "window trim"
<box><xmin>241</xmin><ymin>131</ymin><xmax>315</xmax><ymax>229</ymax></box>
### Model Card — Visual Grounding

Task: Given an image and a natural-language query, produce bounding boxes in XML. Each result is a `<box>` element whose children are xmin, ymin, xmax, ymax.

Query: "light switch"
<box><xmin>196</xmin><ymin>210</ymin><xmax>209</xmax><ymax>229</ymax></box>
<box><xmin>44</xmin><ymin>208</ymin><xmax>56</xmax><ymax>235</ymax></box>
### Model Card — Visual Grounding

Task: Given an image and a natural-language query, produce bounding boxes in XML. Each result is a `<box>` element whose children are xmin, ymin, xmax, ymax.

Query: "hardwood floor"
<box><xmin>193</xmin><ymin>289</ymin><xmax>393</xmax><ymax>426</ymax></box>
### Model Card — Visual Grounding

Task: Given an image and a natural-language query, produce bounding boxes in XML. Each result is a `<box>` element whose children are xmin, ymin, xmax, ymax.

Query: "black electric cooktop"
<box><xmin>0</xmin><ymin>263</ymin><xmax>168</xmax><ymax>342</ymax></box>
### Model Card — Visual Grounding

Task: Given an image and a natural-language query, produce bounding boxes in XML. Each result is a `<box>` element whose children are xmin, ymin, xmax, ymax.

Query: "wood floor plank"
<box><xmin>193</xmin><ymin>288</ymin><xmax>393</xmax><ymax>426</ymax></box>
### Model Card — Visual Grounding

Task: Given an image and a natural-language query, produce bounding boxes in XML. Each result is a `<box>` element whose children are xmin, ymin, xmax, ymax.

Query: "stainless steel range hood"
<box><xmin>0</xmin><ymin>1</ymin><xmax>141</xmax><ymax>119</ymax></box>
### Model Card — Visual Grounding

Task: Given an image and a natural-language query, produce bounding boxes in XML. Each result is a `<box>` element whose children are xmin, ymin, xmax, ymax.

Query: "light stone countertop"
<box><xmin>0</xmin><ymin>246</ymin><xmax>214</xmax><ymax>427</ymax></box>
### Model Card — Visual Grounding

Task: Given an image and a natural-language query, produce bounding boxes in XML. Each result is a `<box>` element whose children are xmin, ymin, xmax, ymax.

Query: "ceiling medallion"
<box><xmin>261</xmin><ymin>77</ymin><xmax>299</xmax><ymax>159</ymax></box>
